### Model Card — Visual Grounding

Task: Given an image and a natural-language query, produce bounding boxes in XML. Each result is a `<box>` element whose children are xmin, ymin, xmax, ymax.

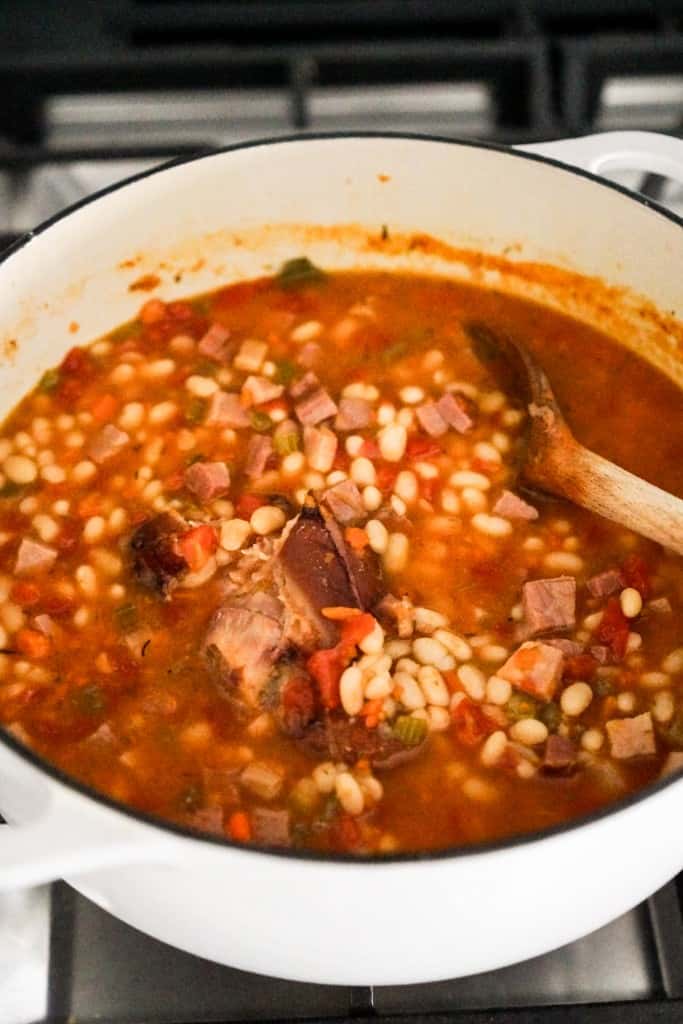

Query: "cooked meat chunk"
<box><xmin>240</xmin><ymin>760</ymin><xmax>284</xmax><ymax>800</ymax></box>
<box><xmin>291</xmin><ymin>372</ymin><xmax>338</xmax><ymax>425</ymax></box>
<box><xmin>183</xmin><ymin>461</ymin><xmax>231</xmax><ymax>503</ymax></box>
<box><xmin>130</xmin><ymin>511</ymin><xmax>189</xmax><ymax>596</ymax></box>
<box><xmin>498</xmin><ymin>641</ymin><xmax>564</xmax><ymax>701</ymax></box>
<box><xmin>436</xmin><ymin>392</ymin><xmax>473</xmax><ymax>433</ymax></box>
<box><xmin>245</xmin><ymin>435</ymin><xmax>273</xmax><ymax>478</ymax></box>
<box><xmin>492</xmin><ymin>490</ymin><xmax>539</xmax><ymax>521</ymax></box>
<box><xmin>586</xmin><ymin>569</ymin><xmax>623</xmax><ymax>598</ymax></box>
<box><xmin>415</xmin><ymin>402</ymin><xmax>447</xmax><ymax>437</ymax></box>
<box><xmin>318</xmin><ymin>503</ymin><xmax>384</xmax><ymax>610</ymax></box>
<box><xmin>206</xmin><ymin>391</ymin><xmax>249</xmax><ymax>428</ymax></box>
<box><xmin>606</xmin><ymin>712</ymin><xmax>656</xmax><ymax>759</ymax></box>
<box><xmin>276</xmin><ymin>672</ymin><xmax>318</xmax><ymax>737</ymax></box>
<box><xmin>335</xmin><ymin>397</ymin><xmax>373</xmax><ymax>431</ymax></box>
<box><xmin>303</xmin><ymin>425</ymin><xmax>338</xmax><ymax>473</ymax></box>
<box><xmin>203</xmin><ymin>597</ymin><xmax>284</xmax><ymax>706</ymax></box>
<box><xmin>522</xmin><ymin>576</ymin><xmax>576</xmax><ymax>636</ymax></box>
<box><xmin>299</xmin><ymin>715</ymin><xmax>427</xmax><ymax>770</ymax></box>
<box><xmin>590</xmin><ymin>644</ymin><xmax>612</xmax><ymax>665</ymax></box>
<box><xmin>544</xmin><ymin>638</ymin><xmax>584</xmax><ymax>657</ymax></box>
<box><xmin>87</xmin><ymin>423</ymin><xmax>129</xmax><ymax>464</ymax></box>
<box><xmin>198</xmin><ymin>322</ymin><xmax>231</xmax><ymax>362</ymax></box>
<box><xmin>14</xmin><ymin>538</ymin><xmax>57</xmax><ymax>576</ymax></box>
<box><xmin>250</xmin><ymin>807</ymin><xmax>291</xmax><ymax>846</ymax></box>
<box><xmin>321</xmin><ymin>479</ymin><xmax>365</xmax><ymax>524</ymax></box>
<box><xmin>277</xmin><ymin>499</ymin><xmax>363</xmax><ymax>647</ymax></box>
<box><xmin>543</xmin><ymin>734</ymin><xmax>576</xmax><ymax>771</ymax></box>
<box><xmin>242</xmin><ymin>375</ymin><xmax>284</xmax><ymax>405</ymax></box>
<box><xmin>661</xmin><ymin>752</ymin><xmax>683</xmax><ymax>777</ymax></box>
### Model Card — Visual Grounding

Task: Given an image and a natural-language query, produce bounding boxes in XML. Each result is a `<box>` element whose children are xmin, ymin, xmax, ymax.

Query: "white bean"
<box><xmin>510</xmin><ymin>718</ymin><xmax>548</xmax><ymax>745</ymax></box>
<box><xmin>335</xmin><ymin>772</ymin><xmax>364</xmax><ymax>816</ymax></box>
<box><xmin>457</xmin><ymin>664</ymin><xmax>486</xmax><ymax>701</ymax></box>
<box><xmin>471</xmin><ymin>513</ymin><xmax>512</xmax><ymax>538</ymax></box>
<box><xmin>251</xmin><ymin>505</ymin><xmax>286</xmax><ymax>536</ymax></box>
<box><xmin>560</xmin><ymin>682</ymin><xmax>593</xmax><ymax>716</ymax></box>
<box><xmin>340</xmin><ymin>666</ymin><xmax>364</xmax><ymax>716</ymax></box>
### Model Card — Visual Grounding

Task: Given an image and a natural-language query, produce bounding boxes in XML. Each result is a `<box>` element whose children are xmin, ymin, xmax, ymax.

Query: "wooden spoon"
<box><xmin>468</xmin><ymin>323</ymin><xmax>683</xmax><ymax>556</ymax></box>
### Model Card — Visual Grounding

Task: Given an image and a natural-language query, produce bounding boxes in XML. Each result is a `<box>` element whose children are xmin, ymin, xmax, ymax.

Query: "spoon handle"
<box><xmin>546</xmin><ymin>441</ymin><xmax>683</xmax><ymax>557</ymax></box>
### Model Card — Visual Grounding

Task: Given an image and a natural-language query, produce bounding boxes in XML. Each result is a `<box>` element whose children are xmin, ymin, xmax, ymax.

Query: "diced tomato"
<box><xmin>235</xmin><ymin>493</ymin><xmax>265</xmax><ymax>519</ymax></box>
<box><xmin>307</xmin><ymin>647</ymin><xmax>346</xmax><ymax>710</ymax></box>
<box><xmin>91</xmin><ymin>393</ymin><xmax>118</xmax><ymax>422</ymax></box>
<box><xmin>375</xmin><ymin>463</ymin><xmax>398</xmax><ymax>491</ymax></box>
<box><xmin>77</xmin><ymin>494</ymin><xmax>103</xmax><ymax>519</ymax></box>
<box><xmin>331</xmin><ymin>813</ymin><xmax>363</xmax><ymax>851</ymax></box>
<box><xmin>163</xmin><ymin>472</ymin><xmax>185</xmax><ymax>492</ymax></box>
<box><xmin>596</xmin><ymin>597</ymin><xmax>630</xmax><ymax>660</ymax></box>
<box><xmin>15</xmin><ymin>628</ymin><xmax>51</xmax><ymax>659</ymax></box>
<box><xmin>345</xmin><ymin>526</ymin><xmax>368</xmax><ymax>551</ymax></box>
<box><xmin>419</xmin><ymin>477</ymin><xmax>438</xmax><ymax>504</ymax></box>
<box><xmin>139</xmin><ymin>299</ymin><xmax>167</xmax><ymax>325</ymax></box>
<box><xmin>166</xmin><ymin>300</ymin><xmax>194</xmax><ymax>322</ymax></box>
<box><xmin>227</xmin><ymin>811</ymin><xmax>252</xmax><ymax>842</ymax></box>
<box><xmin>331</xmin><ymin>448</ymin><xmax>351</xmax><ymax>473</ymax></box>
<box><xmin>280</xmin><ymin>675</ymin><xmax>317</xmax><ymax>734</ymax></box>
<box><xmin>60</xmin><ymin>346</ymin><xmax>93</xmax><ymax>376</ymax></box>
<box><xmin>54</xmin><ymin>518</ymin><xmax>81</xmax><ymax>553</ymax></box>
<box><xmin>407</xmin><ymin>436</ymin><xmax>442</xmax><ymax>461</ymax></box>
<box><xmin>563</xmin><ymin>653</ymin><xmax>598</xmax><ymax>681</ymax></box>
<box><xmin>340</xmin><ymin>612</ymin><xmax>376</xmax><ymax>651</ymax></box>
<box><xmin>359</xmin><ymin>438</ymin><xmax>380</xmax><ymax>459</ymax></box>
<box><xmin>620</xmin><ymin>554</ymin><xmax>651</xmax><ymax>599</ymax></box>
<box><xmin>176</xmin><ymin>525</ymin><xmax>218</xmax><ymax>573</ymax></box>
<box><xmin>452</xmin><ymin>697</ymin><xmax>499</xmax><ymax>747</ymax></box>
<box><xmin>10</xmin><ymin>581</ymin><xmax>41</xmax><ymax>607</ymax></box>
<box><xmin>37</xmin><ymin>586</ymin><xmax>76</xmax><ymax>617</ymax></box>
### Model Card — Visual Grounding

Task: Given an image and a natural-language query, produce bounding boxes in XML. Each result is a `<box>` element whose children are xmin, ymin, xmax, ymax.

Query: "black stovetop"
<box><xmin>41</xmin><ymin>876</ymin><xmax>683</xmax><ymax>1023</ymax></box>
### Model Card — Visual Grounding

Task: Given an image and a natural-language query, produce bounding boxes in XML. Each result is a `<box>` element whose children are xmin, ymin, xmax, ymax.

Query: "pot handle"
<box><xmin>518</xmin><ymin>131</ymin><xmax>683</xmax><ymax>187</ymax></box>
<box><xmin>0</xmin><ymin>794</ymin><xmax>177</xmax><ymax>890</ymax></box>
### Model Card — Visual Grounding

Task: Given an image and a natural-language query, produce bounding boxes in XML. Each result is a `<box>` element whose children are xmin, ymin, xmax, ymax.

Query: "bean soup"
<box><xmin>0</xmin><ymin>261</ymin><xmax>682</xmax><ymax>854</ymax></box>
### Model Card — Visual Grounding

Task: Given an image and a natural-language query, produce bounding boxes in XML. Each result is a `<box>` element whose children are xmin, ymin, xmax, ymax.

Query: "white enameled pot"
<box><xmin>0</xmin><ymin>132</ymin><xmax>682</xmax><ymax>985</ymax></box>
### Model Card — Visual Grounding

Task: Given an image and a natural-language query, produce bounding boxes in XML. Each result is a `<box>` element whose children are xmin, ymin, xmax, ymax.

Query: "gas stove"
<box><xmin>1</xmin><ymin>3</ymin><xmax>682</xmax><ymax>1022</ymax></box>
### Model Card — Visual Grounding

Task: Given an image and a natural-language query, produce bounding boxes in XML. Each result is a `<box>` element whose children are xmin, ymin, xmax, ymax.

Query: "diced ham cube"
<box><xmin>647</xmin><ymin>597</ymin><xmax>672</xmax><ymax>616</ymax></box>
<box><xmin>415</xmin><ymin>402</ymin><xmax>447</xmax><ymax>437</ymax></box>
<box><xmin>586</xmin><ymin>569</ymin><xmax>623</xmax><ymax>598</ymax></box>
<box><xmin>206</xmin><ymin>391</ymin><xmax>249</xmax><ymax>428</ymax></box>
<box><xmin>289</xmin><ymin>371</ymin><xmax>320</xmax><ymax>400</ymax></box>
<box><xmin>321</xmin><ymin>479</ymin><xmax>365</xmax><ymax>524</ymax></box>
<box><xmin>14</xmin><ymin>538</ymin><xmax>57</xmax><ymax>576</ymax></box>
<box><xmin>545</xmin><ymin>638</ymin><xmax>584</xmax><ymax>657</ymax></box>
<box><xmin>493</xmin><ymin>490</ymin><xmax>539</xmax><ymax>521</ymax></box>
<box><xmin>245</xmin><ymin>435</ymin><xmax>273</xmax><ymax>479</ymax></box>
<box><xmin>436</xmin><ymin>392</ymin><xmax>473</xmax><ymax>433</ymax></box>
<box><xmin>543</xmin><ymin>734</ymin><xmax>576</xmax><ymax>770</ymax></box>
<box><xmin>184</xmin><ymin>461</ymin><xmax>231</xmax><ymax>503</ymax></box>
<box><xmin>294</xmin><ymin>383</ymin><xmax>337</xmax><ymax>425</ymax></box>
<box><xmin>296</xmin><ymin>343</ymin><xmax>321</xmax><ymax>369</ymax></box>
<box><xmin>522</xmin><ymin>576</ymin><xmax>576</xmax><ymax>636</ymax></box>
<box><xmin>241</xmin><ymin>375</ymin><xmax>284</xmax><ymax>406</ymax></box>
<box><xmin>33</xmin><ymin>613</ymin><xmax>56</xmax><ymax>636</ymax></box>
<box><xmin>250</xmin><ymin>807</ymin><xmax>291</xmax><ymax>846</ymax></box>
<box><xmin>303</xmin><ymin>425</ymin><xmax>338</xmax><ymax>473</ymax></box>
<box><xmin>661</xmin><ymin>751</ymin><xmax>683</xmax><ymax>777</ymax></box>
<box><xmin>590</xmin><ymin>644</ymin><xmax>612</xmax><ymax>665</ymax></box>
<box><xmin>335</xmin><ymin>397</ymin><xmax>373</xmax><ymax>431</ymax></box>
<box><xmin>498</xmin><ymin>641</ymin><xmax>564</xmax><ymax>701</ymax></box>
<box><xmin>87</xmin><ymin>423</ymin><xmax>129</xmax><ymax>464</ymax></box>
<box><xmin>606</xmin><ymin>712</ymin><xmax>656</xmax><ymax>759</ymax></box>
<box><xmin>198</xmin><ymin>323</ymin><xmax>231</xmax><ymax>362</ymax></box>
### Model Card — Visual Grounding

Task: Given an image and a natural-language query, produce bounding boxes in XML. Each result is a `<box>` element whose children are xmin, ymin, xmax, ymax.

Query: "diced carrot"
<box><xmin>442</xmin><ymin>669</ymin><xmax>461</xmax><ymax>693</ymax></box>
<box><xmin>321</xmin><ymin>606</ymin><xmax>362</xmax><ymax>621</ymax></box>
<box><xmin>77</xmin><ymin>494</ymin><xmax>103</xmax><ymax>519</ymax></box>
<box><xmin>227</xmin><ymin>811</ymin><xmax>252</xmax><ymax>843</ymax></box>
<box><xmin>360</xmin><ymin>699</ymin><xmax>383</xmax><ymax>729</ymax></box>
<box><xmin>16</xmin><ymin>628</ymin><xmax>51</xmax><ymax>659</ymax></box>
<box><xmin>345</xmin><ymin>526</ymin><xmax>369</xmax><ymax>551</ymax></box>
<box><xmin>91</xmin><ymin>393</ymin><xmax>118</xmax><ymax>422</ymax></box>
<box><xmin>10</xmin><ymin>581</ymin><xmax>41</xmax><ymax>607</ymax></box>
<box><xmin>340</xmin><ymin>612</ymin><xmax>376</xmax><ymax>651</ymax></box>
<box><xmin>176</xmin><ymin>524</ymin><xmax>218</xmax><ymax>573</ymax></box>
